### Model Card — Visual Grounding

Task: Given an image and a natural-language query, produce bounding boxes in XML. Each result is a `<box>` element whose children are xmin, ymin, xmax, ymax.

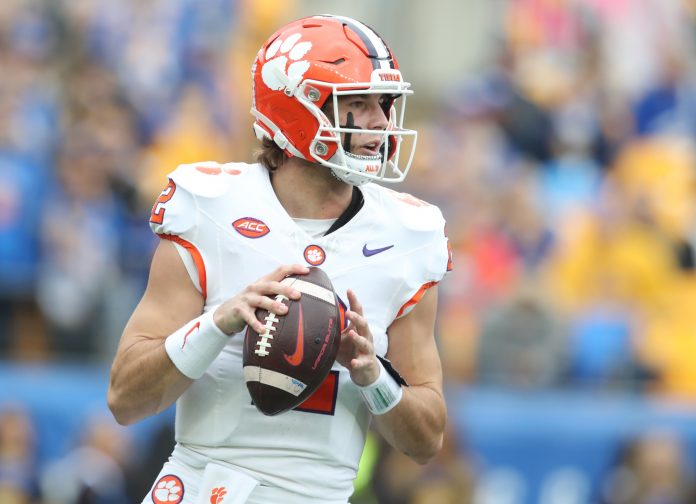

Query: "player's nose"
<box><xmin>367</xmin><ymin>100</ymin><xmax>389</xmax><ymax>131</ymax></box>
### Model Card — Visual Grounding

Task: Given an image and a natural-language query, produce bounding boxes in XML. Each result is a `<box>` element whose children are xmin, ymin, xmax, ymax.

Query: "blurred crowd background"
<box><xmin>3</xmin><ymin>0</ymin><xmax>696</xmax><ymax>502</ymax></box>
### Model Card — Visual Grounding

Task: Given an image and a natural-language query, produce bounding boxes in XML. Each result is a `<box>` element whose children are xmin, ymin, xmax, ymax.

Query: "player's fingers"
<box><xmin>253</xmin><ymin>280</ymin><xmax>302</xmax><ymax>301</ymax></box>
<box><xmin>337</xmin><ymin>330</ymin><xmax>354</xmax><ymax>353</ymax></box>
<box><xmin>350</xmin><ymin>355</ymin><xmax>375</xmax><ymax>372</ymax></box>
<box><xmin>266</xmin><ymin>264</ymin><xmax>310</xmax><ymax>282</ymax></box>
<box><xmin>337</xmin><ymin>330</ymin><xmax>360</xmax><ymax>362</ymax></box>
<box><xmin>247</xmin><ymin>292</ymin><xmax>288</xmax><ymax>316</ymax></box>
<box><xmin>248</xmin><ymin>314</ymin><xmax>267</xmax><ymax>334</ymax></box>
<box><xmin>245</xmin><ymin>298</ymin><xmax>291</xmax><ymax>333</ymax></box>
<box><xmin>351</xmin><ymin>357</ymin><xmax>367</xmax><ymax>370</ymax></box>
<box><xmin>249</xmin><ymin>265</ymin><xmax>307</xmax><ymax>299</ymax></box>
<box><xmin>232</xmin><ymin>304</ymin><xmax>267</xmax><ymax>334</ymax></box>
<box><xmin>345</xmin><ymin>309</ymin><xmax>364</xmax><ymax>327</ymax></box>
<box><xmin>347</xmin><ymin>289</ymin><xmax>364</xmax><ymax>315</ymax></box>
<box><xmin>345</xmin><ymin>310</ymin><xmax>371</xmax><ymax>342</ymax></box>
<box><xmin>351</xmin><ymin>330</ymin><xmax>374</xmax><ymax>354</ymax></box>
<box><xmin>346</xmin><ymin>290</ymin><xmax>372</xmax><ymax>337</ymax></box>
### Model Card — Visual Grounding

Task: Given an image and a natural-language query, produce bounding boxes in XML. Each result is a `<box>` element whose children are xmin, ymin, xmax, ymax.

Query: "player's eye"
<box><xmin>349</xmin><ymin>99</ymin><xmax>367</xmax><ymax>110</ymax></box>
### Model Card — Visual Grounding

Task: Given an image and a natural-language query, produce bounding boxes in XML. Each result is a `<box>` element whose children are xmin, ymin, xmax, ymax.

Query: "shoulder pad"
<box><xmin>363</xmin><ymin>186</ymin><xmax>451</xmax><ymax>319</ymax></box>
<box><xmin>167</xmin><ymin>161</ymin><xmax>249</xmax><ymax>198</ymax></box>
<box><xmin>371</xmin><ymin>186</ymin><xmax>446</xmax><ymax>232</ymax></box>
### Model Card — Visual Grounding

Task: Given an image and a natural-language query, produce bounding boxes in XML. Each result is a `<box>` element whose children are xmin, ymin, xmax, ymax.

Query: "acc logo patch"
<box><xmin>304</xmin><ymin>244</ymin><xmax>326</xmax><ymax>266</ymax></box>
<box><xmin>151</xmin><ymin>474</ymin><xmax>184</xmax><ymax>504</ymax></box>
<box><xmin>233</xmin><ymin>217</ymin><xmax>270</xmax><ymax>238</ymax></box>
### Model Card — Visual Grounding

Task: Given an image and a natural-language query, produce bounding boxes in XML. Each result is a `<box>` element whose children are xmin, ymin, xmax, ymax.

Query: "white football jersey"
<box><xmin>148</xmin><ymin>161</ymin><xmax>451</xmax><ymax>502</ymax></box>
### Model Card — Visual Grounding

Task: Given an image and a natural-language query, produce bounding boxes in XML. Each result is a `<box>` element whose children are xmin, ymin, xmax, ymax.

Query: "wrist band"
<box><xmin>358</xmin><ymin>359</ymin><xmax>404</xmax><ymax>415</ymax></box>
<box><xmin>164</xmin><ymin>309</ymin><xmax>228</xmax><ymax>379</ymax></box>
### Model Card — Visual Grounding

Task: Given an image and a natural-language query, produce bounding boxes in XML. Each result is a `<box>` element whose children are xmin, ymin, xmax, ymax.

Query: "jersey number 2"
<box><xmin>150</xmin><ymin>180</ymin><xmax>176</xmax><ymax>225</ymax></box>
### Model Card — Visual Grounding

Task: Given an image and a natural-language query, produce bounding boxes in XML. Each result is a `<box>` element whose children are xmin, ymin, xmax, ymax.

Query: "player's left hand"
<box><xmin>336</xmin><ymin>289</ymin><xmax>381</xmax><ymax>387</ymax></box>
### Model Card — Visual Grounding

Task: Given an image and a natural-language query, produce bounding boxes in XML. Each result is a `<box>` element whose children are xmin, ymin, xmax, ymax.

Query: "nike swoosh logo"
<box><xmin>284</xmin><ymin>304</ymin><xmax>304</xmax><ymax>366</ymax></box>
<box><xmin>362</xmin><ymin>244</ymin><xmax>394</xmax><ymax>257</ymax></box>
<box><xmin>182</xmin><ymin>321</ymin><xmax>200</xmax><ymax>349</ymax></box>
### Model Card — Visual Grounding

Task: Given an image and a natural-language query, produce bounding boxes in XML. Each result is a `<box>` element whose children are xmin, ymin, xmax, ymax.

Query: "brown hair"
<box><xmin>255</xmin><ymin>137</ymin><xmax>287</xmax><ymax>173</ymax></box>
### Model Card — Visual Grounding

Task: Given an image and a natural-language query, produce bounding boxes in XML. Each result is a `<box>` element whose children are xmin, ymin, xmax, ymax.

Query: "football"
<box><xmin>243</xmin><ymin>266</ymin><xmax>342</xmax><ymax>416</ymax></box>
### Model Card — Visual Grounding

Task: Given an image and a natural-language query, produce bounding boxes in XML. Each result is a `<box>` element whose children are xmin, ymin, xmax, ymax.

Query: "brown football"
<box><xmin>243</xmin><ymin>266</ymin><xmax>342</xmax><ymax>416</ymax></box>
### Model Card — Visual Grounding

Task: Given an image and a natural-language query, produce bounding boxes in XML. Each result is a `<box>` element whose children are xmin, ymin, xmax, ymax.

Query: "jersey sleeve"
<box><xmin>395</xmin><ymin>224</ymin><xmax>451</xmax><ymax>318</ymax></box>
<box><xmin>384</xmin><ymin>191</ymin><xmax>452</xmax><ymax>319</ymax></box>
<box><xmin>148</xmin><ymin>161</ymin><xmax>238</xmax><ymax>237</ymax></box>
<box><xmin>147</xmin><ymin>162</ymin><xmax>236</xmax><ymax>299</ymax></box>
<box><xmin>149</xmin><ymin>174</ymin><xmax>197</xmax><ymax>238</ymax></box>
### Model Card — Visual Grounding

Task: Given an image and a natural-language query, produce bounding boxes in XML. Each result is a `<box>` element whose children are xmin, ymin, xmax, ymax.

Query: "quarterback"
<box><xmin>108</xmin><ymin>14</ymin><xmax>452</xmax><ymax>504</ymax></box>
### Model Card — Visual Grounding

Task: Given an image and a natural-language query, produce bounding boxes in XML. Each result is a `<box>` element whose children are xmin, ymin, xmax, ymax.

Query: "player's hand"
<box><xmin>212</xmin><ymin>264</ymin><xmax>309</xmax><ymax>335</ymax></box>
<box><xmin>337</xmin><ymin>289</ymin><xmax>381</xmax><ymax>386</ymax></box>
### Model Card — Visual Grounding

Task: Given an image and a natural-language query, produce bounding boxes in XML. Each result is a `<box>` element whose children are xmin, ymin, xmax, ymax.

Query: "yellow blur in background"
<box><xmin>3</xmin><ymin>0</ymin><xmax>696</xmax><ymax>503</ymax></box>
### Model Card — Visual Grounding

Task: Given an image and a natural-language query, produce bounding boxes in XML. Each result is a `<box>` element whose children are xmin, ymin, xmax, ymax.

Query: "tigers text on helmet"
<box><xmin>250</xmin><ymin>14</ymin><xmax>417</xmax><ymax>186</ymax></box>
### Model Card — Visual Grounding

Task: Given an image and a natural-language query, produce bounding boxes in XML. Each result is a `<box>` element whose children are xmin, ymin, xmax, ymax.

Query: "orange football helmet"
<box><xmin>251</xmin><ymin>14</ymin><xmax>416</xmax><ymax>186</ymax></box>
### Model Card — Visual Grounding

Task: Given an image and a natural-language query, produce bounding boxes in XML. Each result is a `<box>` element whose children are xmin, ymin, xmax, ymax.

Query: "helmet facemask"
<box><xmin>297</xmin><ymin>75</ymin><xmax>417</xmax><ymax>186</ymax></box>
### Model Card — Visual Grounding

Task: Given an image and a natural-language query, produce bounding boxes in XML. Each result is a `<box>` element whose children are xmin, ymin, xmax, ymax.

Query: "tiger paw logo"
<box><xmin>151</xmin><ymin>475</ymin><xmax>184</xmax><ymax>504</ymax></box>
<box><xmin>262</xmin><ymin>33</ymin><xmax>312</xmax><ymax>91</ymax></box>
<box><xmin>210</xmin><ymin>486</ymin><xmax>227</xmax><ymax>504</ymax></box>
<box><xmin>304</xmin><ymin>244</ymin><xmax>326</xmax><ymax>266</ymax></box>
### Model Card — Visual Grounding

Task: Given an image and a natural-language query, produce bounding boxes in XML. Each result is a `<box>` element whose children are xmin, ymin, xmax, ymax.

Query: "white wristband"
<box><xmin>165</xmin><ymin>309</ymin><xmax>228</xmax><ymax>379</ymax></box>
<box><xmin>358</xmin><ymin>359</ymin><xmax>404</xmax><ymax>415</ymax></box>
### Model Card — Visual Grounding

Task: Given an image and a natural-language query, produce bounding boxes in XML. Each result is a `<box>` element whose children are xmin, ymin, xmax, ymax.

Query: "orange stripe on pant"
<box><xmin>158</xmin><ymin>234</ymin><xmax>208</xmax><ymax>301</ymax></box>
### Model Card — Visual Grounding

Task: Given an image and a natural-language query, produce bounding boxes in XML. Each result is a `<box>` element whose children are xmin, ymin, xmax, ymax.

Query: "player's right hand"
<box><xmin>212</xmin><ymin>264</ymin><xmax>309</xmax><ymax>335</ymax></box>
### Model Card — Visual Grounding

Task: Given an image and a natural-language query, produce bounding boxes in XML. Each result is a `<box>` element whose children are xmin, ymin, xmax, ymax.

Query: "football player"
<box><xmin>108</xmin><ymin>14</ymin><xmax>452</xmax><ymax>504</ymax></box>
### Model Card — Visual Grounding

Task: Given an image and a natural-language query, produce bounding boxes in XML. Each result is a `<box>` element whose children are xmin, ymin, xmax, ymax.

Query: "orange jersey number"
<box><xmin>294</xmin><ymin>371</ymin><xmax>339</xmax><ymax>415</ymax></box>
<box><xmin>150</xmin><ymin>179</ymin><xmax>176</xmax><ymax>225</ymax></box>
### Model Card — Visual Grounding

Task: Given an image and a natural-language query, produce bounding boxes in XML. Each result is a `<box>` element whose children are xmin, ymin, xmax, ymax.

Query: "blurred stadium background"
<box><xmin>3</xmin><ymin>0</ymin><xmax>696</xmax><ymax>502</ymax></box>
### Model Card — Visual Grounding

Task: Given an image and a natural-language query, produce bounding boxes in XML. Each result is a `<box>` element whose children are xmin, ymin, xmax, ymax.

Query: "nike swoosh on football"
<box><xmin>284</xmin><ymin>304</ymin><xmax>304</xmax><ymax>366</ymax></box>
<box><xmin>362</xmin><ymin>244</ymin><xmax>394</xmax><ymax>257</ymax></box>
